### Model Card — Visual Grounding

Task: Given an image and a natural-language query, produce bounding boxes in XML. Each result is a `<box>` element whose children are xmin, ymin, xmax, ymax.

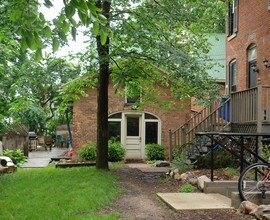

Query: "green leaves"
<box><xmin>43</xmin><ymin>26</ymin><xmax>52</xmax><ymax>38</ymax></box>
<box><xmin>100</xmin><ymin>29</ymin><xmax>108</xmax><ymax>45</ymax></box>
<box><xmin>52</xmin><ymin>38</ymin><xmax>60</xmax><ymax>53</ymax></box>
<box><xmin>44</xmin><ymin>0</ymin><xmax>53</xmax><ymax>8</ymax></box>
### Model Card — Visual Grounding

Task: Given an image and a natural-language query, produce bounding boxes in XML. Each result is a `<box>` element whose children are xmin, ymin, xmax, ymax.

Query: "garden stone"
<box><xmin>187</xmin><ymin>172</ymin><xmax>197</xmax><ymax>179</ymax></box>
<box><xmin>169</xmin><ymin>170</ymin><xmax>174</xmax><ymax>177</ymax></box>
<box><xmin>180</xmin><ymin>172</ymin><xmax>189</xmax><ymax>182</ymax></box>
<box><xmin>154</xmin><ymin>160</ymin><xmax>170</xmax><ymax>167</ymax></box>
<box><xmin>251</xmin><ymin>205</ymin><xmax>270</xmax><ymax>220</ymax></box>
<box><xmin>197</xmin><ymin>175</ymin><xmax>211</xmax><ymax>191</ymax></box>
<box><xmin>238</xmin><ymin>201</ymin><xmax>258</xmax><ymax>214</ymax></box>
<box><xmin>174</xmin><ymin>173</ymin><xmax>181</xmax><ymax>180</ymax></box>
<box><xmin>173</xmin><ymin>168</ymin><xmax>180</xmax><ymax>174</ymax></box>
<box><xmin>188</xmin><ymin>178</ymin><xmax>198</xmax><ymax>186</ymax></box>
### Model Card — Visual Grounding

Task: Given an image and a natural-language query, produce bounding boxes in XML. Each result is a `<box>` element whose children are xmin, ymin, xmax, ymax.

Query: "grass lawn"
<box><xmin>0</xmin><ymin>165</ymin><xmax>122</xmax><ymax>220</ymax></box>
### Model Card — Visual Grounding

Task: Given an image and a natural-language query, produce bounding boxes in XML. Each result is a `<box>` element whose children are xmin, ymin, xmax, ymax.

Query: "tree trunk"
<box><xmin>96</xmin><ymin>1</ymin><xmax>111</xmax><ymax>170</ymax></box>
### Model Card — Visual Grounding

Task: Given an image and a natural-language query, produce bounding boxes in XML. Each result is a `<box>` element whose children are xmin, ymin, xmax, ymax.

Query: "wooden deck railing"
<box><xmin>169</xmin><ymin>83</ymin><xmax>270</xmax><ymax>161</ymax></box>
<box><xmin>230</xmin><ymin>87</ymin><xmax>258</xmax><ymax>123</ymax></box>
<box><xmin>230</xmin><ymin>83</ymin><xmax>270</xmax><ymax>124</ymax></box>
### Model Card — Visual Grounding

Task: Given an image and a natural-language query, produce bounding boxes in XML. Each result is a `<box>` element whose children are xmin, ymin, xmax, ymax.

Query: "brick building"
<box><xmin>72</xmin><ymin>33</ymin><xmax>226</xmax><ymax>161</ymax></box>
<box><xmin>226</xmin><ymin>0</ymin><xmax>270</xmax><ymax>93</ymax></box>
<box><xmin>72</xmin><ymin>81</ymin><xmax>190</xmax><ymax>160</ymax></box>
<box><xmin>225</xmin><ymin>0</ymin><xmax>270</xmax><ymax>133</ymax></box>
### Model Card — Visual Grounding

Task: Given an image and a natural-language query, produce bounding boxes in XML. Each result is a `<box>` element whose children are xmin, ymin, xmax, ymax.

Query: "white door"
<box><xmin>125</xmin><ymin>115</ymin><xmax>142</xmax><ymax>159</ymax></box>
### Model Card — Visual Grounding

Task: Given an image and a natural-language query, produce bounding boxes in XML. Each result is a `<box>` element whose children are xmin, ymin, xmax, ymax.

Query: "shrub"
<box><xmin>172</xmin><ymin>152</ymin><xmax>194</xmax><ymax>172</ymax></box>
<box><xmin>78</xmin><ymin>143</ymin><xmax>97</xmax><ymax>161</ymax></box>
<box><xmin>145</xmin><ymin>144</ymin><xmax>165</xmax><ymax>161</ymax></box>
<box><xmin>196</xmin><ymin>151</ymin><xmax>238</xmax><ymax>169</ymax></box>
<box><xmin>108</xmin><ymin>139</ymin><xmax>125</xmax><ymax>162</ymax></box>
<box><xmin>3</xmin><ymin>149</ymin><xmax>27</xmax><ymax>167</ymax></box>
<box><xmin>179</xmin><ymin>183</ymin><xmax>197</xmax><ymax>193</ymax></box>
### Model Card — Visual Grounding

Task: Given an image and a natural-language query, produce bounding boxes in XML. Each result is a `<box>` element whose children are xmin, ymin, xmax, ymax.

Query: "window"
<box><xmin>228</xmin><ymin>0</ymin><xmax>238</xmax><ymax>36</ymax></box>
<box><xmin>268</xmin><ymin>0</ymin><xmax>270</xmax><ymax>10</ymax></box>
<box><xmin>108</xmin><ymin>112</ymin><xmax>122</xmax><ymax>141</ymax></box>
<box><xmin>248</xmin><ymin>45</ymin><xmax>257</xmax><ymax>88</ymax></box>
<box><xmin>229</xmin><ymin>60</ymin><xmax>237</xmax><ymax>92</ymax></box>
<box><xmin>124</xmin><ymin>85</ymin><xmax>141</xmax><ymax>105</ymax></box>
<box><xmin>126</xmin><ymin>117</ymin><xmax>139</xmax><ymax>136</ymax></box>
<box><xmin>145</xmin><ymin>122</ymin><xmax>158</xmax><ymax>144</ymax></box>
<box><xmin>126</xmin><ymin>97</ymin><xmax>139</xmax><ymax>105</ymax></box>
<box><xmin>108</xmin><ymin>122</ymin><xmax>121</xmax><ymax>141</ymax></box>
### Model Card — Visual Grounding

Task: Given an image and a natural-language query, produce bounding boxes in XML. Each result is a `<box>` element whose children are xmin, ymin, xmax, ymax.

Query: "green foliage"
<box><xmin>79</xmin><ymin>140</ymin><xmax>125</xmax><ymax>162</ymax></box>
<box><xmin>172</xmin><ymin>153</ymin><xmax>194</xmax><ymax>173</ymax></box>
<box><xmin>145</xmin><ymin>144</ymin><xmax>165</xmax><ymax>161</ymax></box>
<box><xmin>2</xmin><ymin>149</ymin><xmax>27</xmax><ymax>167</ymax></box>
<box><xmin>224</xmin><ymin>167</ymin><xmax>238</xmax><ymax>177</ymax></box>
<box><xmin>196</xmin><ymin>151</ymin><xmax>238</xmax><ymax>169</ymax></box>
<box><xmin>108</xmin><ymin>139</ymin><xmax>125</xmax><ymax>162</ymax></box>
<box><xmin>0</xmin><ymin>167</ymin><xmax>121</xmax><ymax>219</ymax></box>
<box><xmin>78</xmin><ymin>143</ymin><xmax>97</xmax><ymax>161</ymax></box>
<box><xmin>179</xmin><ymin>183</ymin><xmax>197</xmax><ymax>193</ymax></box>
<box><xmin>262</xmin><ymin>144</ymin><xmax>270</xmax><ymax>162</ymax></box>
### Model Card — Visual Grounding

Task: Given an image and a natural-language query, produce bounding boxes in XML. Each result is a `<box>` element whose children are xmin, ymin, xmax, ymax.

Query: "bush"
<box><xmin>3</xmin><ymin>149</ymin><xmax>27</xmax><ymax>167</ymax></box>
<box><xmin>78</xmin><ymin>143</ymin><xmax>97</xmax><ymax>161</ymax></box>
<box><xmin>108</xmin><ymin>139</ymin><xmax>125</xmax><ymax>162</ymax></box>
<box><xmin>196</xmin><ymin>151</ymin><xmax>238</xmax><ymax>169</ymax></box>
<box><xmin>145</xmin><ymin>144</ymin><xmax>165</xmax><ymax>161</ymax></box>
<box><xmin>78</xmin><ymin>141</ymin><xmax>125</xmax><ymax>162</ymax></box>
<box><xmin>172</xmin><ymin>152</ymin><xmax>194</xmax><ymax>172</ymax></box>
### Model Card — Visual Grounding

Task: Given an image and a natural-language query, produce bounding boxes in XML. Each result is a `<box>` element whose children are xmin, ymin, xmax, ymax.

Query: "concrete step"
<box><xmin>204</xmin><ymin>181</ymin><xmax>270</xmax><ymax>208</ymax></box>
<box><xmin>204</xmin><ymin>181</ymin><xmax>240</xmax><ymax>208</ymax></box>
<box><xmin>204</xmin><ymin>181</ymin><xmax>238</xmax><ymax>198</ymax></box>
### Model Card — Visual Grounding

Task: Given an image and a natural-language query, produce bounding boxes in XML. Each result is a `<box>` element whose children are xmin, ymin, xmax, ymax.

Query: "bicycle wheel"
<box><xmin>238</xmin><ymin>163</ymin><xmax>270</xmax><ymax>203</ymax></box>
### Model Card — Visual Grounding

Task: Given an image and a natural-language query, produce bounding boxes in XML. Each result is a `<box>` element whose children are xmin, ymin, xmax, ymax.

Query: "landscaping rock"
<box><xmin>197</xmin><ymin>175</ymin><xmax>211</xmax><ymax>191</ymax></box>
<box><xmin>180</xmin><ymin>172</ymin><xmax>189</xmax><ymax>182</ymax></box>
<box><xmin>187</xmin><ymin>172</ymin><xmax>197</xmax><ymax>179</ymax></box>
<box><xmin>251</xmin><ymin>205</ymin><xmax>270</xmax><ymax>220</ymax></box>
<box><xmin>169</xmin><ymin>170</ymin><xmax>174</xmax><ymax>177</ymax></box>
<box><xmin>238</xmin><ymin>201</ymin><xmax>258</xmax><ymax>214</ymax></box>
<box><xmin>174</xmin><ymin>173</ymin><xmax>181</xmax><ymax>180</ymax></box>
<box><xmin>188</xmin><ymin>177</ymin><xmax>198</xmax><ymax>186</ymax></box>
<box><xmin>173</xmin><ymin>168</ymin><xmax>180</xmax><ymax>174</ymax></box>
<box><xmin>154</xmin><ymin>160</ymin><xmax>170</xmax><ymax>167</ymax></box>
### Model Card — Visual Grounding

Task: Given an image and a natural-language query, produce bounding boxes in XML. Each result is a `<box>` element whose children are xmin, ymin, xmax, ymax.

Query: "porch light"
<box><xmin>251</xmin><ymin>64</ymin><xmax>259</xmax><ymax>73</ymax></box>
<box><xmin>263</xmin><ymin>58</ymin><xmax>270</xmax><ymax>68</ymax></box>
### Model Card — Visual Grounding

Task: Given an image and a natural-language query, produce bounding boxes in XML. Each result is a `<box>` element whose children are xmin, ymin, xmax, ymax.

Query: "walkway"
<box><xmin>126</xmin><ymin>163</ymin><xmax>233</xmax><ymax>210</ymax></box>
<box><xmin>22</xmin><ymin>148</ymin><xmax>68</xmax><ymax>168</ymax></box>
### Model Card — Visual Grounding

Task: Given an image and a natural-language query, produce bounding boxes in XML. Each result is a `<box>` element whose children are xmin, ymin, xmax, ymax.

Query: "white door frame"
<box><xmin>108</xmin><ymin>111</ymin><xmax>161</xmax><ymax>159</ymax></box>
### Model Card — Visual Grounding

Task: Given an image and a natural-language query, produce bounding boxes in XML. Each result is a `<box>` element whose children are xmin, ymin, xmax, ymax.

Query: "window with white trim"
<box><xmin>229</xmin><ymin>60</ymin><xmax>237</xmax><ymax>93</ymax></box>
<box><xmin>228</xmin><ymin>0</ymin><xmax>238</xmax><ymax>36</ymax></box>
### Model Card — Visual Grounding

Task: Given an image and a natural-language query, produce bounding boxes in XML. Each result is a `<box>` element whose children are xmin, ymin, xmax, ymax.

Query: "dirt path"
<box><xmin>107</xmin><ymin>165</ymin><xmax>254</xmax><ymax>220</ymax></box>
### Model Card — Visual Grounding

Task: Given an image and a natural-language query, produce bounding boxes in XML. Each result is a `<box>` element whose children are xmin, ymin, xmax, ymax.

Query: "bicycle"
<box><xmin>173</xmin><ymin>138</ymin><xmax>222</xmax><ymax>165</ymax></box>
<box><xmin>238</xmin><ymin>138</ymin><xmax>270</xmax><ymax>204</ymax></box>
<box><xmin>238</xmin><ymin>163</ymin><xmax>270</xmax><ymax>204</ymax></box>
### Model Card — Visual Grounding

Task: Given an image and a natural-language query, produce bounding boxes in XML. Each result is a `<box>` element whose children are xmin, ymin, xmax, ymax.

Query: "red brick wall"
<box><xmin>226</xmin><ymin>0</ymin><xmax>270</xmax><ymax>91</ymax></box>
<box><xmin>72</xmin><ymin>81</ymin><xmax>190</xmax><ymax>160</ymax></box>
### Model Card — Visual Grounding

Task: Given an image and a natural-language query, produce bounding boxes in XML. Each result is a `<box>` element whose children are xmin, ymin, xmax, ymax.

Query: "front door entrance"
<box><xmin>108</xmin><ymin>111</ymin><xmax>161</xmax><ymax>160</ymax></box>
<box><xmin>125</xmin><ymin>115</ymin><xmax>142</xmax><ymax>159</ymax></box>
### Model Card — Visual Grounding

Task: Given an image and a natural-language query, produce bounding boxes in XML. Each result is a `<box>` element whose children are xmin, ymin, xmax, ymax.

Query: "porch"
<box><xmin>169</xmin><ymin>81</ymin><xmax>270</xmax><ymax>159</ymax></box>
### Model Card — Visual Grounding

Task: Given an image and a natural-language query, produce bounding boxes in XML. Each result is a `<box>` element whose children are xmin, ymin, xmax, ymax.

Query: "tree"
<box><xmin>6</xmin><ymin>0</ymin><xmax>226</xmax><ymax>170</ymax></box>
<box><xmin>9</xmin><ymin>56</ymin><xmax>81</xmax><ymax>135</ymax></box>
